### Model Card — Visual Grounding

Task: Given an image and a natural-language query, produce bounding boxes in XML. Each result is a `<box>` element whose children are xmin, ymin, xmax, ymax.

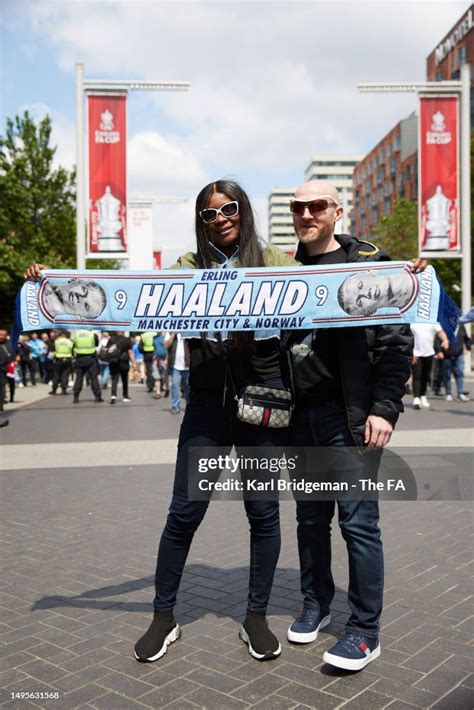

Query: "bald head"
<box><xmin>294</xmin><ymin>180</ymin><xmax>341</xmax><ymax>204</ymax></box>
<box><xmin>292</xmin><ymin>180</ymin><xmax>343</xmax><ymax>256</ymax></box>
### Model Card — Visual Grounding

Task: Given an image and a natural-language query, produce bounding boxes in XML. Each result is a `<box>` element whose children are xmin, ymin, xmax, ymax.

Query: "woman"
<box><xmin>25</xmin><ymin>179</ymin><xmax>297</xmax><ymax>664</ymax></box>
<box><xmin>135</xmin><ymin>180</ymin><xmax>297</xmax><ymax>663</ymax></box>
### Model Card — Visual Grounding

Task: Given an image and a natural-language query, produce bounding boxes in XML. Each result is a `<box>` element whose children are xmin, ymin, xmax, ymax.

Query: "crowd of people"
<box><xmin>0</xmin><ymin>328</ymin><xmax>189</xmax><ymax>411</ymax></box>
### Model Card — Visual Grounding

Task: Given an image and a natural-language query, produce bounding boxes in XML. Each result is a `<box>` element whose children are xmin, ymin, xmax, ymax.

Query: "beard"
<box><xmin>297</xmin><ymin>223</ymin><xmax>334</xmax><ymax>244</ymax></box>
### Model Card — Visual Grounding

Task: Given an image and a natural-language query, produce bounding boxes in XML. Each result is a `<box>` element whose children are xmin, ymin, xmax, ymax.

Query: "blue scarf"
<box><xmin>14</xmin><ymin>262</ymin><xmax>459</xmax><ymax>348</ymax></box>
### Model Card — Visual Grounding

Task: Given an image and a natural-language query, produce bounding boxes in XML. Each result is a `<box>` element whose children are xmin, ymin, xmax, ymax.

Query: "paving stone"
<box><xmin>413</xmin><ymin>666</ymin><xmax>469</xmax><ymax>695</ymax></box>
<box><xmin>185</xmin><ymin>666</ymin><xmax>244</xmax><ymax>694</ymax></box>
<box><xmin>278</xmin><ymin>682</ymin><xmax>341</xmax><ymax>708</ymax></box>
<box><xmin>17</xmin><ymin>659</ymin><xmax>68</xmax><ymax>683</ymax></box>
<box><xmin>431</xmin><ymin>684</ymin><xmax>474</xmax><ymax>710</ymax></box>
<box><xmin>341</xmin><ymin>688</ymin><xmax>394</xmax><ymax>708</ymax></box>
<box><xmin>61</xmin><ymin>684</ymin><xmax>109</xmax><ymax>709</ymax></box>
<box><xmin>139</xmin><ymin>678</ymin><xmax>200</xmax><ymax>707</ymax></box>
<box><xmin>231</xmin><ymin>673</ymin><xmax>289</xmax><ymax>703</ymax></box>
<box><xmin>185</xmin><ymin>686</ymin><xmax>250</xmax><ymax>708</ymax></box>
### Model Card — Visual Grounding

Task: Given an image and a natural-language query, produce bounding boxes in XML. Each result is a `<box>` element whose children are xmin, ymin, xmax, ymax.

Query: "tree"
<box><xmin>372</xmin><ymin>198</ymin><xmax>462</xmax><ymax>304</ymax></box>
<box><xmin>0</xmin><ymin>112</ymin><xmax>76</xmax><ymax>325</ymax></box>
<box><xmin>0</xmin><ymin>111</ymin><xmax>118</xmax><ymax>328</ymax></box>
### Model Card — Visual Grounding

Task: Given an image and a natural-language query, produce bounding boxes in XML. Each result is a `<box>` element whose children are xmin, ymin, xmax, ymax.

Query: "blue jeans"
<box><xmin>290</xmin><ymin>401</ymin><xmax>384</xmax><ymax>638</ymax></box>
<box><xmin>99</xmin><ymin>362</ymin><xmax>110</xmax><ymax>387</ymax></box>
<box><xmin>154</xmin><ymin>391</ymin><xmax>282</xmax><ymax>613</ymax></box>
<box><xmin>171</xmin><ymin>368</ymin><xmax>190</xmax><ymax>412</ymax></box>
<box><xmin>443</xmin><ymin>355</ymin><xmax>464</xmax><ymax>396</ymax></box>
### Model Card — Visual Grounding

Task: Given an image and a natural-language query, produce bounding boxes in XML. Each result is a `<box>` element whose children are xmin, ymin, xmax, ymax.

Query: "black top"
<box><xmin>289</xmin><ymin>247</ymin><xmax>347</xmax><ymax>406</ymax></box>
<box><xmin>188</xmin><ymin>336</ymin><xmax>284</xmax><ymax>392</ymax></box>
<box><xmin>108</xmin><ymin>335</ymin><xmax>132</xmax><ymax>364</ymax></box>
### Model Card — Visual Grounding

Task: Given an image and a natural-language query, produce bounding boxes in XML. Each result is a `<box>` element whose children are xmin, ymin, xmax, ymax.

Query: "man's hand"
<box><xmin>24</xmin><ymin>263</ymin><xmax>48</xmax><ymax>281</ymax></box>
<box><xmin>364</xmin><ymin>415</ymin><xmax>393</xmax><ymax>450</ymax></box>
<box><xmin>410</xmin><ymin>258</ymin><xmax>428</xmax><ymax>273</ymax></box>
<box><xmin>412</xmin><ymin>355</ymin><xmax>418</xmax><ymax>365</ymax></box>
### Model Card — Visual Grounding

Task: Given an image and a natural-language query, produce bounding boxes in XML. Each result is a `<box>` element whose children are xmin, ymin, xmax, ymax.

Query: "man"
<box><xmin>41</xmin><ymin>278</ymin><xmax>106</xmax><ymax>321</ymax></box>
<box><xmin>338</xmin><ymin>268</ymin><xmax>417</xmax><ymax>316</ymax></box>
<box><xmin>71</xmin><ymin>328</ymin><xmax>103</xmax><ymax>404</ymax></box>
<box><xmin>0</xmin><ymin>330</ymin><xmax>15</xmax><ymax>426</ymax></box>
<box><xmin>139</xmin><ymin>331</ymin><xmax>158</xmax><ymax>392</ymax></box>
<box><xmin>28</xmin><ymin>332</ymin><xmax>48</xmax><ymax>380</ymax></box>
<box><xmin>286</xmin><ymin>180</ymin><xmax>414</xmax><ymax>671</ymax></box>
<box><xmin>49</xmin><ymin>330</ymin><xmax>74</xmax><ymax>395</ymax></box>
<box><xmin>164</xmin><ymin>332</ymin><xmax>190</xmax><ymax>415</ymax></box>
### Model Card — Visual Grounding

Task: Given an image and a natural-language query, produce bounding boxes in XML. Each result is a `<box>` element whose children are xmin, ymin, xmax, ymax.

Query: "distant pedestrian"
<box><xmin>72</xmin><ymin>328</ymin><xmax>103</xmax><ymax>404</ymax></box>
<box><xmin>443</xmin><ymin>322</ymin><xmax>471</xmax><ymax>402</ymax></box>
<box><xmin>140</xmin><ymin>332</ymin><xmax>157</xmax><ymax>392</ymax></box>
<box><xmin>0</xmin><ymin>330</ymin><xmax>15</xmax><ymax>412</ymax></box>
<box><xmin>410</xmin><ymin>323</ymin><xmax>448</xmax><ymax>409</ymax></box>
<box><xmin>164</xmin><ymin>332</ymin><xmax>190</xmax><ymax>414</ymax></box>
<box><xmin>49</xmin><ymin>330</ymin><xmax>74</xmax><ymax>395</ymax></box>
<box><xmin>98</xmin><ymin>332</ymin><xmax>111</xmax><ymax>390</ymax></box>
<box><xmin>131</xmin><ymin>336</ymin><xmax>145</xmax><ymax>384</ymax></box>
<box><xmin>17</xmin><ymin>335</ymin><xmax>36</xmax><ymax>387</ymax></box>
<box><xmin>152</xmin><ymin>332</ymin><xmax>168</xmax><ymax>399</ymax></box>
<box><xmin>106</xmin><ymin>331</ymin><xmax>135</xmax><ymax>404</ymax></box>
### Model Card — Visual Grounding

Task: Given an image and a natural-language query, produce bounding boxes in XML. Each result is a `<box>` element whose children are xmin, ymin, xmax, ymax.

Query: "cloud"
<box><xmin>8</xmin><ymin>0</ymin><xmax>467</xmax><ymax>204</ymax></box>
<box><xmin>128</xmin><ymin>130</ymin><xmax>207</xmax><ymax>199</ymax></box>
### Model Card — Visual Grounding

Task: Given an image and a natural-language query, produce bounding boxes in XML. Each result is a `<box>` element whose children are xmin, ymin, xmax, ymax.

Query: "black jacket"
<box><xmin>294</xmin><ymin>234</ymin><xmax>414</xmax><ymax>446</ymax></box>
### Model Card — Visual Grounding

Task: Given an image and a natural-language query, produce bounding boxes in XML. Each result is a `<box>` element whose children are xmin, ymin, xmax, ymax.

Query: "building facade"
<box><xmin>304</xmin><ymin>156</ymin><xmax>362</xmax><ymax>234</ymax></box>
<box><xmin>426</xmin><ymin>5</ymin><xmax>473</xmax><ymax>82</ymax></box>
<box><xmin>352</xmin><ymin>114</ymin><xmax>418</xmax><ymax>237</ymax></box>
<box><xmin>352</xmin><ymin>7</ymin><xmax>472</xmax><ymax>238</ymax></box>
<box><xmin>268</xmin><ymin>187</ymin><xmax>297</xmax><ymax>253</ymax></box>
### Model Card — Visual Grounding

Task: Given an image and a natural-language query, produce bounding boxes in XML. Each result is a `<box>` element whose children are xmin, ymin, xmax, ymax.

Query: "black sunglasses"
<box><xmin>199</xmin><ymin>201</ymin><xmax>239</xmax><ymax>224</ymax></box>
<box><xmin>290</xmin><ymin>197</ymin><xmax>339</xmax><ymax>215</ymax></box>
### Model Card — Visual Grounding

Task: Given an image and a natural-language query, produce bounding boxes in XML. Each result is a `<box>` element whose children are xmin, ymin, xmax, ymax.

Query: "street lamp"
<box><xmin>75</xmin><ymin>63</ymin><xmax>190</xmax><ymax>269</ymax></box>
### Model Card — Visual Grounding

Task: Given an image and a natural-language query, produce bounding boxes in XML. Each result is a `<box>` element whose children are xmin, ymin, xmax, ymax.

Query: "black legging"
<box><xmin>411</xmin><ymin>356</ymin><xmax>433</xmax><ymax>397</ymax></box>
<box><xmin>110</xmin><ymin>362</ymin><xmax>130</xmax><ymax>398</ymax></box>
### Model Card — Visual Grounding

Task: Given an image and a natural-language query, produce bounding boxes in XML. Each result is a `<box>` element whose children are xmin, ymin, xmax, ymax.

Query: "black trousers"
<box><xmin>73</xmin><ymin>356</ymin><xmax>101</xmax><ymax>398</ymax></box>
<box><xmin>52</xmin><ymin>359</ymin><xmax>71</xmax><ymax>392</ymax></box>
<box><xmin>20</xmin><ymin>360</ymin><xmax>36</xmax><ymax>386</ymax></box>
<box><xmin>110</xmin><ymin>362</ymin><xmax>130</xmax><ymax>398</ymax></box>
<box><xmin>143</xmin><ymin>352</ymin><xmax>155</xmax><ymax>391</ymax></box>
<box><xmin>411</xmin><ymin>356</ymin><xmax>433</xmax><ymax>397</ymax></box>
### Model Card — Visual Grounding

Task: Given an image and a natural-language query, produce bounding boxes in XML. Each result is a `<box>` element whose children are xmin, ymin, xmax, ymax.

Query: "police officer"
<box><xmin>139</xmin><ymin>331</ymin><xmax>157</xmax><ymax>392</ymax></box>
<box><xmin>72</xmin><ymin>328</ymin><xmax>103</xmax><ymax>404</ymax></box>
<box><xmin>49</xmin><ymin>330</ymin><xmax>73</xmax><ymax>395</ymax></box>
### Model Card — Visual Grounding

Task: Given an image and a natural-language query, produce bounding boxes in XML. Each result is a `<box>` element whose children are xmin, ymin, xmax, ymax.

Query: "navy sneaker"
<box><xmin>323</xmin><ymin>632</ymin><xmax>380</xmax><ymax>671</ymax></box>
<box><xmin>287</xmin><ymin>608</ymin><xmax>331</xmax><ymax>644</ymax></box>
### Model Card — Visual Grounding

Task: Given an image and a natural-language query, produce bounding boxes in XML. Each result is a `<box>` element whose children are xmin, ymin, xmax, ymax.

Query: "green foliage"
<box><xmin>372</xmin><ymin>198</ymin><xmax>462</xmax><ymax>303</ymax></box>
<box><xmin>372</xmin><ymin>198</ymin><xmax>418</xmax><ymax>260</ymax></box>
<box><xmin>0</xmin><ymin>112</ymin><xmax>76</xmax><ymax>325</ymax></box>
<box><xmin>0</xmin><ymin>111</ymin><xmax>122</xmax><ymax>327</ymax></box>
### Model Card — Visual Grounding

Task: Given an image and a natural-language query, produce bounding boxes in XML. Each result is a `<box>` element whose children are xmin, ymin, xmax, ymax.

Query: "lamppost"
<box><xmin>75</xmin><ymin>63</ymin><xmax>190</xmax><ymax>269</ymax></box>
<box><xmin>358</xmin><ymin>64</ymin><xmax>471</xmax><ymax>371</ymax></box>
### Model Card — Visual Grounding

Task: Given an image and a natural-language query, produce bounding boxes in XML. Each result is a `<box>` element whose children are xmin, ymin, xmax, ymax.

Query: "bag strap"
<box><xmin>216</xmin><ymin>333</ymin><xmax>238</xmax><ymax>401</ymax></box>
<box><xmin>279</xmin><ymin>331</ymin><xmax>295</xmax><ymax>401</ymax></box>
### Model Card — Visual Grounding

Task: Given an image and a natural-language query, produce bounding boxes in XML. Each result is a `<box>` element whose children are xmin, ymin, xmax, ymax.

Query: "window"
<box><xmin>395</xmin><ymin>134</ymin><xmax>401</xmax><ymax>151</ymax></box>
<box><xmin>387</xmin><ymin>143</ymin><xmax>392</xmax><ymax>157</ymax></box>
<box><xmin>458</xmin><ymin>46</ymin><xmax>466</xmax><ymax>66</ymax></box>
<box><xmin>435</xmin><ymin>71</ymin><xmax>442</xmax><ymax>82</ymax></box>
<box><xmin>381</xmin><ymin>148</ymin><xmax>385</xmax><ymax>161</ymax></box>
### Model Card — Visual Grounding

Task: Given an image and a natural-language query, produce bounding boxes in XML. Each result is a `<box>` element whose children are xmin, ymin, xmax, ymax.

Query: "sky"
<box><xmin>0</xmin><ymin>0</ymin><xmax>468</xmax><ymax>263</ymax></box>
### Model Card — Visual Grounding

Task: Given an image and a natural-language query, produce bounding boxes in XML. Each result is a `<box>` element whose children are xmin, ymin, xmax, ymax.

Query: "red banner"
<box><xmin>419</xmin><ymin>96</ymin><xmax>459</xmax><ymax>254</ymax></box>
<box><xmin>153</xmin><ymin>251</ymin><xmax>162</xmax><ymax>269</ymax></box>
<box><xmin>88</xmin><ymin>95</ymin><xmax>127</xmax><ymax>254</ymax></box>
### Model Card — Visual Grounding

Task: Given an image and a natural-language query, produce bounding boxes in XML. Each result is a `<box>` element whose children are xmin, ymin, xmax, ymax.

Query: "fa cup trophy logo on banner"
<box><xmin>91</xmin><ymin>185</ymin><xmax>126</xmax><ymax>252</ymax></box>
<box><xmin>422</xmin><ymin>185</ymin><xmax>455</xmax><ymax>251</ymax></box>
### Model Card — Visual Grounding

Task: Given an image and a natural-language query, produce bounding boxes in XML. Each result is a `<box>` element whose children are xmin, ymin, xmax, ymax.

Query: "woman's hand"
<box><xmin>410</xmin><ymin>258</ymin><xmax>428</xmax><ymax>273</ymax></box>
<box><xmin>24</xmin><ymin>263</ymin><xmax>48</xmax><ymax>281</ymax></box>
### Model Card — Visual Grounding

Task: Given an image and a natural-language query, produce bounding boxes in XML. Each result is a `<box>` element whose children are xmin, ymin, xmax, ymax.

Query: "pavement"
<box><xmin>0</xmin><ymin>380</ymin><xmax>473</xmax><ymax>710</ymax></box>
